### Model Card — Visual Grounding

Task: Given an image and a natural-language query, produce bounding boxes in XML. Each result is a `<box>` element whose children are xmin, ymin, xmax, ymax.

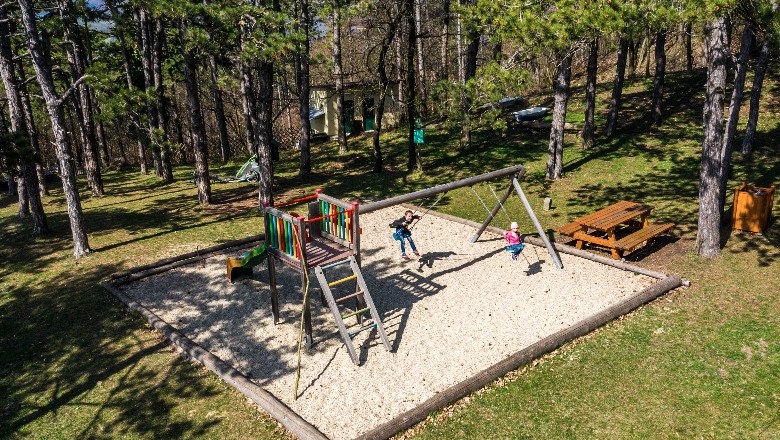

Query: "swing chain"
<box><xmin>488</xmin><ymin>183</ymin><xmax>512</xmax><ymax>223</ymax></box>
<box><xmin>410</xmin><ymin>192</ymin><xmax>445</xmax><ymax>231</ymax></box>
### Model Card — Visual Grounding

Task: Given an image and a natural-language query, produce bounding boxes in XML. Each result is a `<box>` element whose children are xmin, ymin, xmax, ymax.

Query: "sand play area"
<box><xmin>119</xmin><ymin>207</ymin><xmax>658</xmax><ymax>439</ymax></box>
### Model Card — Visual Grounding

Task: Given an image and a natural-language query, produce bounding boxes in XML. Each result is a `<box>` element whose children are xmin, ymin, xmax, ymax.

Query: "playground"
<box><xmin>111</xmin><ymin>167</ymin><xmax>680</xmax><ymax>439</ymax></box>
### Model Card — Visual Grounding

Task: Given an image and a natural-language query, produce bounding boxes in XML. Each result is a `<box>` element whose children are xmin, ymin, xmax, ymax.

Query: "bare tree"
<box><xmin>332</xmin><ymin>0</ymin><xmax>348</xmax><ymax>154</ymax></box>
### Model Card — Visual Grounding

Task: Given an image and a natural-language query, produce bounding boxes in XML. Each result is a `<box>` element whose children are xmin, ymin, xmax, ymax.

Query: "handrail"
<box><xmin>274</xmin><ymin>194</ymin><xmax>319</xmax><ymax>208</ymax></box>
<box><xmin>306</xmin><ymin>208</ymin><xmax>355</xmax><ymax>223</ymax></box>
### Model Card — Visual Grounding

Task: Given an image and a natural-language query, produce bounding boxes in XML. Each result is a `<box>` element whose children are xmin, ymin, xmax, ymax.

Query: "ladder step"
<box><xmin>349</xmin><ymin>323</ymin><xmax>377</xmax><ymax>338</ymax></box>
<box><xmin>328</xmin><ymin>274</ymin><xmax>356</xmax><ymax>287</ymax></box>
<box><xmin>335</xmin><ymin>290</ymin><xmax>364</xmax><ymax>303</ymax></box>
<box><xmin>342</xmin><ymin>307</ymin><xmax>370</xmax><ymax>320</ymax></box>
<box><xmin>320</xmin><ymin>259</ymin><xmax>351</xmax><ymax>270</ymax></box>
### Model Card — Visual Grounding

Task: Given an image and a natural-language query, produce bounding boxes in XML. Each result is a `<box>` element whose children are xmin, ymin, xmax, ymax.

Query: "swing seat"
<box><xmin>505</xmin><ymin>243</ymin><xmax>525</xmax><ymax>253</ymax></box>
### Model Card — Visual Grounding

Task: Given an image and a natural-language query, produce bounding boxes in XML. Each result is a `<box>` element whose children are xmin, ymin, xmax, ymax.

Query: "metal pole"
<box><xmin>470</xmin><ymin>177</ymin><xmax>516</xmax><ymax>242</ymax></box>
<box><xmin>361</xmin><ymin>164</ymin><xmax>527</xmax><ymax>213</ymax></box>
<box><xmin>512</xmin><ymin>177</ymin><xmax>563</xmax><ymax>270</ymax></box>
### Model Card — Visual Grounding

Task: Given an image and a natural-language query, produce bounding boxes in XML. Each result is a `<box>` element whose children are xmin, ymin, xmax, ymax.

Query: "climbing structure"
<box><xmin>263</xmin><ymin>190</ymin><xmax>390</xmax><ymax>360</ymax></box>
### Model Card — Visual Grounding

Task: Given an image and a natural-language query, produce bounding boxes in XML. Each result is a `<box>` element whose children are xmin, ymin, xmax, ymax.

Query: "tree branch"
<box><xmin>57</xmin><ymin>74</ymin><xmax>92</xmax><ymax>106</ymax></box>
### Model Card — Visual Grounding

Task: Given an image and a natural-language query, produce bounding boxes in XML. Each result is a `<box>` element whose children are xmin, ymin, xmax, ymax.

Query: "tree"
<box><xmin>606</xmin><ymin>36</ymin><xmax>629</xmax><ymax>136</ymax></box>
<box><xmin>406</xmin><ymin>0</ymin><xmax>422</xmax><ymax>171</ymax></box>
<box><xmin>297</xmin><ymin>0</ymin><xmax>312</xmax><ymax>176</ymax></box>
<box><xmin>332</xmin><ymin>0</ymin><xmax>348</xmax><ymax>154</ymax></box>
<box><xmin>371</xmin><ymin>0</ymin><xmax>403</xmax><ymax>173</ymax></box>
<box><xmin>651</xmin><ymin>30</ymin><xmax>666</xmax><ymax>125</ymax></box>
<box><xmin>582</xmin><ymin>39</ymin><xmax>598</xmax><ymax>149</ymax></box>
<box><xmin>546</xmin><ymin>51</ymin><xmax>572</xmax><ymax>180</ymax></box>
<box><xmin>179</xmin><ymin>17</ymin><xmax>212</xmax><ymax>205</ymax></box>
<box><xmin>18</xmin><ymin>0</ymin><xmax>89</xmax><ymax>256</ymax></box>
<box><xmin>740</xmin><ymin>40</ymin><xmax>770</xmax><ymax>155</ymax></box>
<box><xmin>719</xmin><ymin>23</ymin><xmax>753</xmax><ymax>210</ymax></box>
<box><xmin>695</xmin><ymin>14</ymin><xmax>728</xmax><ymax>258</ymax></box>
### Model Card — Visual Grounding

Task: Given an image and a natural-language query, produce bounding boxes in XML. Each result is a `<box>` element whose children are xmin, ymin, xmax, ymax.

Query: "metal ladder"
<box><xmin>314</xmin><ymin>256</ymin><xmax>391</xmax><ymax>365</ymax></box>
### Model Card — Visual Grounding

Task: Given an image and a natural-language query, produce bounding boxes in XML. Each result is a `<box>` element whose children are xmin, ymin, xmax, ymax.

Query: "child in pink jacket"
<box><xmin>504</xmin><ymin>222</ymin><xmax>526</xmax><ymax>260</ymax></box>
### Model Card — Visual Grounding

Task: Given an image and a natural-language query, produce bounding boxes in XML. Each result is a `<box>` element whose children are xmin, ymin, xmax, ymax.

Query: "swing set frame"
<box><xmin>361</xmin><ymin>164</ymin><xmax>564</xmax><ymax>270</ymax></box>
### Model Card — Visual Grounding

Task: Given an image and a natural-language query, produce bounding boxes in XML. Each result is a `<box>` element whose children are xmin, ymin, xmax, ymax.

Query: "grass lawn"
<box><xmin>2</xmin><ymin>68</ymin><xmax>778</xmax><ymax>438</ymax></box>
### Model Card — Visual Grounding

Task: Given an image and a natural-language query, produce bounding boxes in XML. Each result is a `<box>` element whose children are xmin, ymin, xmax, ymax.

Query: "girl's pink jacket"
<box><xmin>504</xmin><ymin>231</ymin><xmax>522</xmax><ymax>245</ymax></box>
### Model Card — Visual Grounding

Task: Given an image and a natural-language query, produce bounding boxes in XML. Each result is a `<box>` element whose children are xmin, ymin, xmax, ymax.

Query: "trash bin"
<box><xmin>731</xmin><ymin>182</ymin><xmax>776</xmax><ymax>233</ymax></box>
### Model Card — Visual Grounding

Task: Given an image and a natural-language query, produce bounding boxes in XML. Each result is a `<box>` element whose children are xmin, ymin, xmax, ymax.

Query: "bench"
<box><xmin>557</xmin><ymin>221</ymin><xmax>584</xmax><ymax>237</ymax></box>
<box><xmin>614</xmin><ymin>223</ymin><xmax>675</xmax><ymax>252</ymax></box>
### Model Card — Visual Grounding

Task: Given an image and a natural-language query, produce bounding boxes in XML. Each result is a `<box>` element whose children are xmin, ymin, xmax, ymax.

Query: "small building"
<box><xmin>309</xmin><ymin>81</ymin><xmax>401</xmax><ymax>138</ymax></box>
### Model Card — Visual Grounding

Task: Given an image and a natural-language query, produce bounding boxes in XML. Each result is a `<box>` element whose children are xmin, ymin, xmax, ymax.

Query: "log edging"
<box><xmin>112</xmin><ymin>235</ymin><xmax>264</xmax><ymax>286</ymax></box>
<box><xmin>354</xmin><ymin>274</ymin><xmax>683</xmax><ymax>440</ymax></box>
<box><xmin>100</xmin><ymin>281</ymin><xmax>328</xmax><ymax>440</ymax></box>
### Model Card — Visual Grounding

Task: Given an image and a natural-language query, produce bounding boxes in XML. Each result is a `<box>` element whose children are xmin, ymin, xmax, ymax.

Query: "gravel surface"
<box><xmin>121</xmin><ymin>207</ymin><xmax>655</xmax><ymax>439</ymax></box>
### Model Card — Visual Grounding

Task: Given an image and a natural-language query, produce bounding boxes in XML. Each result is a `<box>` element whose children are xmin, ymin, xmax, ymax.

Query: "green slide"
<box><xmin>226</xmin><ymin>244</ymin><xmax>268</xmax><ymax>282</ymax></box>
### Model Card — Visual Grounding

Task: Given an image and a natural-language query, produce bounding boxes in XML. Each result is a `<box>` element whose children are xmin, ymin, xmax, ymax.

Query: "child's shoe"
<box><xmin>401</xmin><ymin>253</ymin><xmax>410</xmax><ymax>260</ymax></box>
<box><xmin>413</xmin><ymin>250</ymin><xmax>420</xmax><ymax>257</ymax></box>
<box><xmin>511</xmin><ymin>253</ymin><xmax>518</xmax><ymax>261</ymax></box>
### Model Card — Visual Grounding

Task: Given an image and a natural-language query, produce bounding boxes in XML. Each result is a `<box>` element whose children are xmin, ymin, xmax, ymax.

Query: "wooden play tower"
<box><xmin>263</xmin><ymin>190</ymin><xmax>390</xmax><ymax>364</ymax></box>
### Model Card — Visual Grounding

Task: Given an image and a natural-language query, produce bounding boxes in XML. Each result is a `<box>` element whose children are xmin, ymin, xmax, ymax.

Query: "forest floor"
<box><xmin>1</xmin><ymin>68</ymin><xmax>779</xmax><ymax>438</ymax></box>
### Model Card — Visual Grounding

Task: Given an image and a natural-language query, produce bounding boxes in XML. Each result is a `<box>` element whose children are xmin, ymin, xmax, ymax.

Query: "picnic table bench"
<box><xmin>557</xmin><ymin>201</ymin><xmax>674</xmax><ymax>259</ymax></box>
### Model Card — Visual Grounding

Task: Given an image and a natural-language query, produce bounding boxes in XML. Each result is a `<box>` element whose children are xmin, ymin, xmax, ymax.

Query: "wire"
<box><xmin>410</xmin><ymin>192</ymin><xmax>445</xmax><ymax>231</ymax></box>
<box><xmin>470</xmin><ymin>186</ymin><xmax>493</xmax><ymax>217</ymax></box>
<box><xmin>488</xmin><ymin>183</ymin><xmax>512</xmax><ymax>223</ymax></box>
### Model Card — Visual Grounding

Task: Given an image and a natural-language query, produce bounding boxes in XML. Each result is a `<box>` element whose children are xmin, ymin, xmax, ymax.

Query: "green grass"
<box><xmin>2</xmin><ymin>68</ymin><xmax>779</xmax><ymax>438</ymax></box>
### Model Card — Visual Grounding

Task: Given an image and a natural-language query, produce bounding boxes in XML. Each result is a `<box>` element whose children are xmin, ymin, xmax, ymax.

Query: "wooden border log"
<box><xmin>112</xmin><ymin>235</ymin><xmax>263</xmax><ymax>279</ymax></box>
<box><xmin>361</xmin><ymin>164</ymin><xmax>527</xmax><ymax>214</ymax></box>
<box><xmin>101</xmin><ymin>281</ymin><xmax>329</xmax><ymax>440</ymax></box>
<box><xmin>354</xmin><ymin>274</ymin><xmax>683</xmax><ymax>440</ymax></box>
<box><xmin>111</xmin><ymin>235</ymin><xmax>264</xmax><ymax>284</ymax></box>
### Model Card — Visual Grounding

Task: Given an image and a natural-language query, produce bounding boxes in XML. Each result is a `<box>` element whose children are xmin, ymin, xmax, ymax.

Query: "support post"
<box><xmin>470</xmin><ymin>178</ymin><xmax>515</xmax><ymax>243</ymax></box>
<box><xmin>263</xmin><ymin>203</ymin><xmax>280</xmax><ymax>323</ymax></box>
<box><xmin>295</xmin><ymin>216</ymin><xmax>313</xmax><ymax>350</ymax></box>
<box><xmin>511</xmin><ymin>177</ymin><xmax>564</xmax><ymax>270</ymax></box>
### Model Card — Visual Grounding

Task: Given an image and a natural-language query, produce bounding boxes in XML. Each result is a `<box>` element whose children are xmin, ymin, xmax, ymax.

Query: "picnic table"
<box><xmin>557</xmin><ymin>201</ymin><xmax>674</xmax><ymax>259</ymax></box>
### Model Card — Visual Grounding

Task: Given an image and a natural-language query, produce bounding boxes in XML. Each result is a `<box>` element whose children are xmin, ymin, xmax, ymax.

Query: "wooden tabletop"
<box><xmin>575</xmin><ymin>201</ymin><xmax>654</xmax><ymax>231</ymax></box>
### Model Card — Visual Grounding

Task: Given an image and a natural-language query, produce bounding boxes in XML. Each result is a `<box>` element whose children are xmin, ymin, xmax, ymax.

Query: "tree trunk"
<box><xmin>153</xmin><ymin>18</ymin><xmax>173</xmax><ymax>182</ymax></box>
<box><xmin>180</xmin><ymin>21</ymin><xmax>211</xmax><ymax>205</ymax></box>
<box><xmin>582</xmin><ymin>39</ymin><xmax>598</xmax><ymax>149</ymax></box>
<box><xmin>719</xmin><ymin>25</ymin><xmax>753</xmax><ymax>210</ymax></box>
<box><xmin>406</xmin><ymin>0</ymin><xmax>421</xmax><ymax>172</ymax></box>
<box><xmin>651</xmin><ymin>31</ymin><xmax>666</xmax><ymax>125</ymax></box>
<box><xmin>546</xmin><ymin>52</ymin><xmax>572</xmax><ymax>181</ymax></box>
<box><xmin>297</xmin><ymin>0</ymin><xmax>311</xmax><ymax>176</ymax></box>
<box><xmin>332</xmin><ymin>0</ymin><xmax>348</xmax><ymax>154</ymax></box>
<box><xmin>685</xmin><ymin>22</ymin><xmax>693</xmax><ymax>71</ymax></box>
<box><xmin>107</xmin><ymin>0</ymin><xmax>146</xmax><ymax>173</ymax></box>
<box><xmin>206</xmin><ymin>54</ymin><xmax>230</xmax><ymax>164</ymax></box>
<box><xmin>92</xmin><ymin>90</ymin><xmax>111</xmax><ymax>167</ymax></box>
<box><xmin>606</xmin><ymin>37</ymin><xmax>628</xmax><ymax>137</ymax></box>
<box><xmin>15</xmin><ymin>48</ymin><xmax>48</xmax><ymax>196</ymax></box>
<box><xmin>137</xmin><ymin>9</ymin><xmax>162</xmax><ymax>177</ymax></box>
<box><xmin>460</xmin><ymin>1</ymin><xmax>479</xmax><ymax>148</ymax></box>
<box><xmin>114</xmin><ymin>119</ymin><xmax>129</xmax><ymax>164</ymax></box>
<box><xmin>414</xmin><ymin>0</ymin><xmax>427</xmax><ymax>115</ymax></box>
<box><xmin>1</xmin><ymin>4</ymin><xmax>48</xmax><ymax>231</ymax></box>
<box><xmin>440</xmin><ymin>0</ymin><xmax>449</xmax><ymax>82</ymax></box>
<box><xmin>58</xmin><ymin>0</ymin><xmax>103</xmax><ymax>196</ymax></box>
<box><xmin>240</xmin><ymin>27</ymin><xmax>256</xmax><ymax>156</ymax></box>
<box><xmin>19</xmin><ymin>0</ymin><xmax>89</xmax><ymax>256</ymax></box>
<box><xmin>373</xmin><ymin>8</ymin><xmax>401</xmax><ymax>173</ymax></box>
<box><xmin>256</xmin><ymin>59</ymin><xmax>274</xmax><ymax>205</ymax></box>
<box><xmin>395</xmin><ymin>25</ymin><xmax>406</xmax><ymax>122</ymax></box>
<box><xmin>695</xmin><ymin>15</ymin><xmax>728</xmax><ymax>258</ymax></box>
<box><xmin>741</xmin><ymin>41</ymin><xmax>770</xmax><ymax>156</ymax></box>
